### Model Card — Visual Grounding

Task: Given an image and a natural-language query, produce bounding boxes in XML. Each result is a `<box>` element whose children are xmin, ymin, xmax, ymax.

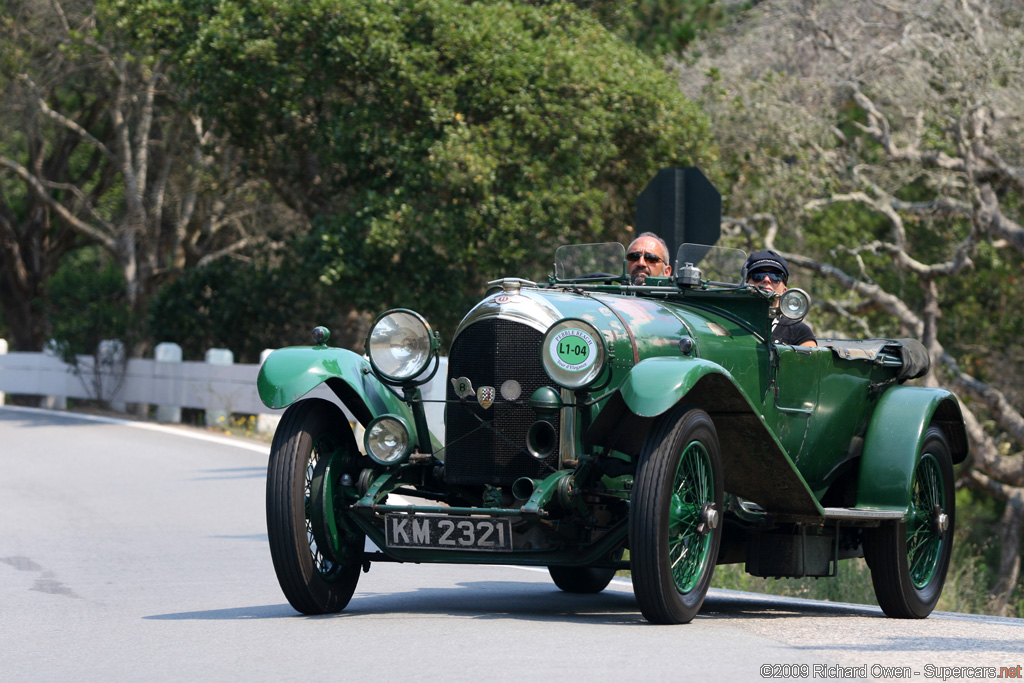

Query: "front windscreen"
<box><xmin>675</xmin><ymin>243</ymin><xmax>748</xmax><ymax>285</ymax></box>
<box><xmin>553</xmin><ymin>243</ymin><xmax>625</xmax><ymax>281</ymax></box>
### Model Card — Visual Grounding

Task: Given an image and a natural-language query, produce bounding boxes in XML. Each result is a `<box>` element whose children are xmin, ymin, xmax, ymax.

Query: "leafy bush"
<box><xmin>43</xmin><ymin>247</ymin><xmax>134</xmax><ymax>405</ymax></box>
<box><xmin>46</xmin><ymin>247</ymin><xmax>133</xmax><ymax>359</ymax></box>
<box><xmin>147</xmin><ymin>246</ymin><xmax>366</xmax><ymax>362</ymax></box>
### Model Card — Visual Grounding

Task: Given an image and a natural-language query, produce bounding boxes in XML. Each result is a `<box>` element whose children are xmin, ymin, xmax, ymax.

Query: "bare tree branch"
<box><xmin>0</xmin><ymin>155</ymin><xmax>117</xmax><ymax>250</ymax></box>
<box><xmin>17</xmin><ymin>74</ymin><xmax>118</xmax><ymax>163</ymax></box>
<box><xmin>941</xmin><ymin>353</ymin><xmax>1024</xmax><ymax>454</ymax></box>
<box><xmin>195</xmin><ymin>237</ymin><xmax>255</xmax><ymax>267</ymax></box>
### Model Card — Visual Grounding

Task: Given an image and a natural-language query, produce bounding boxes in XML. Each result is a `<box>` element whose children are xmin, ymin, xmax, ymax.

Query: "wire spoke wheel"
<box><xmin>631</xmin><ymin>406</ymin><xmax>723</xmax><ymax>624</ymax></box>
<box><xmin>267</xmin><ymin>398</ymin><xmax>364</xmax><ymax>614</ymax></box>
<box><xmin>667</xmin><ymin>440</ymin><xmax>714</xmax><ymax>593</ymax></box>
<box><xmin>864</xmin><ymin>426</ymin><xmax>954</xmax><ymax>619</ymax></box>
<box><xmin>906</xmin><ymin>454</ymin><xmax>943</xmax><ymax>588</ymax></box>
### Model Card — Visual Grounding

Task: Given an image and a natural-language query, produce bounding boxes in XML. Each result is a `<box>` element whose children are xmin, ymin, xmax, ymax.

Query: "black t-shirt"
<box><xmin>772</xmin><ymin>318</ymin><xmax>816</xmax><ymax>346</ymax></box>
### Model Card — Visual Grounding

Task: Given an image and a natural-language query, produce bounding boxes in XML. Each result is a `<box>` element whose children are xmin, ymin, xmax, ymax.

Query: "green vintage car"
<box><xmin>257</xmin><ymin>171</ymin><xmax>967</xmax><ymax>624</ymax></box>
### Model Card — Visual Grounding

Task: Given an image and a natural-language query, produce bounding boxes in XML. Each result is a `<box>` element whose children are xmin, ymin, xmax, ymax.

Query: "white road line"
<box><xmin>0</xmin><ymin>404</ymin><xmax>271</xmax><ymax>452</ymax></box>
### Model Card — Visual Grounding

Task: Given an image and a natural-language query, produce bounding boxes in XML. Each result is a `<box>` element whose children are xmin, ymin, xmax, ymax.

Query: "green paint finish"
<box><xmin>258</xmin><ymin>345</ymin><xmax>418</xmax><ymax>433</ymax></box>
<box><xmin>856</xmin><ymin>386</ymin><xmax>961</xmax><ymax>511</ymax></box>
<box><xmin>619</xmin><ymin>356</ymin><xmax>733</xmax><ymax>418</ymax></box>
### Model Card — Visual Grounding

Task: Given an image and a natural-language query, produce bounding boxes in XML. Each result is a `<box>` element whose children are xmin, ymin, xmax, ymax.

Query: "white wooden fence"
<box><xmin>0</xmin><ymin>339</ymin><xmax>447</xmax><ymax>438</ymax></box>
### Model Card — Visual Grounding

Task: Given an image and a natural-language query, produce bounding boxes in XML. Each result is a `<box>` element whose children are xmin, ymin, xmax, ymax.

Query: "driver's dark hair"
<box><xmin>630</xmin><ymin>232</ymin><xmax>670</xmax><ymax>261</ymax></box>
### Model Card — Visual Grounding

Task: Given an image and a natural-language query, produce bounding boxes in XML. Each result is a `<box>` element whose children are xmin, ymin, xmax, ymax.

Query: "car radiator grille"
<box><xmin>444</xmin><ymin>318</ymin><xmax>561</xmax><ymax>486</ymax></box>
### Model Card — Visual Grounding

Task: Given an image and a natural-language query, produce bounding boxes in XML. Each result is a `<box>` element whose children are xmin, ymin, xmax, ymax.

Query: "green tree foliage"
<box><xmin>627</xmin><ymin>0</ymin><xmax>729</xmax><ymax>55</ymax></box>
<box><xmin>109</xmin><ymin>0</ymin><xmax>715</xmax><ymax>341</ymax></box>
<box><xmin>45</xmin><ymin>247</ymin><xmax>133</xmax><ymax>359</ymax></box>
<box><xmin>529</xmin><ymin>0</ymin><xmax>737</xmax><ymax>56</ymax></box>
<box><xmin>44</xmin><ymin>247</ymin><xmax>136</xmax><ymax>406</ymax></box>
<box><xmin>147</xmin><ymin>244</ymin><xmax>360</xmax><ymax>364</ymax></box>
<box><xmin>0</xmin><ymin>0</ymin><xmax>108</xmax><ymax>352</ymax></box>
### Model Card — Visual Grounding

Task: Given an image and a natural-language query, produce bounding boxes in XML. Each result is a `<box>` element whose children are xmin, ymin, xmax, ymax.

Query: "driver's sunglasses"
<box><xmin>748</xmin><ymin>269</ymin><xmax>785</xmax><ymax>284</ymax></box>
<box><xmin>626</xmin><ymin>251</ymin><xmax>664</xmax><ymax>264</ymax></box>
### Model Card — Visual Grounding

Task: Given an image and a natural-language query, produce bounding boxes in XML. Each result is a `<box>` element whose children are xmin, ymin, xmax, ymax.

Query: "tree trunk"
<box><xmin>990</xmin><ymin>489</ymin><xmax>1024</xmax><ymax>616</ymax></box>
<box><xmin>0</xmin><ymin>210</ymin><xmax>64</xmax><ymax>352</ymax></box>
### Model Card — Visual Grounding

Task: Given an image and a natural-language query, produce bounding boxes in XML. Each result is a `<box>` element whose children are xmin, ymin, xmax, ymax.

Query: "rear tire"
<box><xmin>864</xmin><ymin>426</ymin><xmax>954</xmax><ymax>618</ymax></box>
<box><xmin>266</xmin><ymin>398</ymin><xmax>364</xmax><ymax>614</ymax></box>
<box><xmin>630</xmin><ymin>406</ymin><xmax>723</xmax><ymax>624</ymax></box>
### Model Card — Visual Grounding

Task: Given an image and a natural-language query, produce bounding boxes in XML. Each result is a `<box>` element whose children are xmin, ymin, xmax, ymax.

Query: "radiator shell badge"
<box><xmin>451</xmin><ymin>376</ymin><xmax>475</xmax><ymax>398</ymax></box>
<box><xmin>477</xmin><ymin>386</ymin><xmax>496</xmax><ymax>409</ymax></box>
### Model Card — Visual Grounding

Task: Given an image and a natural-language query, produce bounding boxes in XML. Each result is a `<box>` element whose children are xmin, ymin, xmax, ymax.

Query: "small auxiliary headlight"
<box><xmin>365</xmin><ymin>309</ymin><xmax>435</xmax><ymax>381</ymax></box>
<box><xmin>364</xmin><ymin>415</ymin><xmax>412</xmax><ymax>466</ymax></box>
<box><xmin>540</xmin><ymin>319</ymin><xmax>607</xmax><ymax>389</ymax></box>
<box><xmin>779</xmin><ymin>288</ymin><xmax>811</xmax><ymax>322</ymax></box>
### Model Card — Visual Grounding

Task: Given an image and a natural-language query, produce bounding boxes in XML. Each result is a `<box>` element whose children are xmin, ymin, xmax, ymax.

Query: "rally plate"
<box><xmin>384</xmin><ymin>514</ymin><xmax>513</xmax><ymax>551</ymax></box>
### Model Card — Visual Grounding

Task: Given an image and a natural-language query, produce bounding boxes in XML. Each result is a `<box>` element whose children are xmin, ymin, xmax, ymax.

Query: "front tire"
<box><xmin>630</xmin><ymin>406</ymin><xmax>724</xmax><ymax>624</ymax></box>
<box><xmin>267</xmin><ymin>398</ymin><xmax>364</xmax><ymax>614</ymax></box>
<box><xmin>864</xmin><ymin>425</ymin><xmax>955</xmax><ymax>618</ymax></box>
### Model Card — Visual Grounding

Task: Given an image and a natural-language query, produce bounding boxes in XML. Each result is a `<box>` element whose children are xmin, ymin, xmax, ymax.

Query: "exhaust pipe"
<box><xmin>512</xmin><ymin>477</ymin><xmax>536</xmax><ymax>501</ymax></box>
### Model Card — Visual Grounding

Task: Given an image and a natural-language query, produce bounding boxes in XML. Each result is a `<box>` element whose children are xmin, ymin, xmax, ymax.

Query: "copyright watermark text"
<box><xmin>759</xmin><ymin>663</ymin><xmax>1022</xmax><ymax>680</ymax></box>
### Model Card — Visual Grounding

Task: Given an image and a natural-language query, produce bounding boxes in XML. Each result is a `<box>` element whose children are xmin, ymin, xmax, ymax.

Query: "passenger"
<box><xmin>626</xmin><ymin>232</ymin><xmax>673</xmax><ymax>285</ymax></box>
<box><xmin>744</xmin><ymin>250</ymin><xmax>817</xmax><ymax>347</ymax></box>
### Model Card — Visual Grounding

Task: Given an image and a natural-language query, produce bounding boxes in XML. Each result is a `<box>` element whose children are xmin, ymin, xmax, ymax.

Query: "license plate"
<box><xmin>384</xmin><ymin>514</ymin><xmax>513</xmax><ymax>551</ymax></box>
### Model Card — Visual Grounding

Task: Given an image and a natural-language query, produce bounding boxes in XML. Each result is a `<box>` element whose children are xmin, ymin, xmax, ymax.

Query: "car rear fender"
<box><xmin>592</xmin><ymin>356</ymin><xmax>823</xmax><ymax>516</ymax></box>
<box><xmin>257</xmin><ymin>346</ymin><xmax>415</xmax><ymax>429</ymax></box>
<box><xmin>856</xmin><ymin>386</ymin><xmax>968</xmax><ymax>511</ymax></box>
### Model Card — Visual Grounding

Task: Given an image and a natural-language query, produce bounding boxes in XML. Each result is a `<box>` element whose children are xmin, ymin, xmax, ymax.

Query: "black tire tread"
<box><xmin>864</xmin><ymin>426</ymin><xmax>954</xmax><ymax>619</ymax></box>
<box><xmin>630</xmin><ymin>405</ymin><xmax>723</xmax><ymax>624</ymax></box>
<box><xmin>266</xmin><ymin>398</ymin><xmax>361</xmax><ymax>615</ymax></box>
<box><xmin>548</xmin><ymin>565</ymin><xmax>618</xmax><ymax>594</ymax></box>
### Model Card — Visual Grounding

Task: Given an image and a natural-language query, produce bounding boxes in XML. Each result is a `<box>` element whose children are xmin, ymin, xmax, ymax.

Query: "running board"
<box><xmin>822</xmin><ymin>507</ymin><xmax>906</xmax><ymax>521</ymax></box>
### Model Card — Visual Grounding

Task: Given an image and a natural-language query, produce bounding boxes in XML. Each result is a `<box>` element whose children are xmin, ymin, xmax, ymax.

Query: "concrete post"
<box><xmin>0</xmin><ymin>338</ymin><xmax>6</xmax><ymax>405</ymax></box>
<box><xmin>98</xmin><ymin>339</ymin><xmax>126</xmax><ymax>412</ymax></box>
<box><xmin>154</xmin><ymin>342</ymin><xmax>183</xmax><ymax>423</ymax></box>
<box><xmin>42</xmin><ymin>341</ymin><xmax>67</xmax><ymax>410</ymax></box>
<box><xmin>204</xmin><ymin>347</ymin><xmax>234</xmax><ymax>427</ymax></box>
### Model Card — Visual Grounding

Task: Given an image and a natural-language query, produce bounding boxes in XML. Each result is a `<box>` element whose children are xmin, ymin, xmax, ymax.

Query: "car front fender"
<box><xmin>257</xmin><ymin>346</ymin><xmax>413</xmax><ymax>428</ymax></box>
<box><xmin>856</xmin><ymin>386</ymin><xmax>968</xmax><ymax>511</ymax></box>
<box><xmin>618</xmin><ymin>356</ymin><xmax>735</xmax><ymax>418</ymax></box>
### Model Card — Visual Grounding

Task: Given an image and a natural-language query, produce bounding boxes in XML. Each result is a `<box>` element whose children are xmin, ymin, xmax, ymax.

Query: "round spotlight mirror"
<box><xmin>366</xmin><ymin>309</ymin><xmax>435</xmax><ymax>381</ymax></box>
<box><xmin>779</xmin><ymin>288</ymin><xmax>811</xmax><ymax>321</ymax></box>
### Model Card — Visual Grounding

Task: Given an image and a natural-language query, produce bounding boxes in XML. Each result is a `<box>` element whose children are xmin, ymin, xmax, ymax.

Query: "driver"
<box><xmin>626</xmin><ymin>232</ymin><xmax>672</xmax><ymax>285</ymax></box>
<box><xmin>744</xmin><ymin>250</ymin><xmax>817</xmax><ymax>347</ymax></box>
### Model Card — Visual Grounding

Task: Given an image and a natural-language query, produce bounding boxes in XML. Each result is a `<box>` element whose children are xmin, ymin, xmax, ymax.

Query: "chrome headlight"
<box><xmin>364</xmin><ymin>414</ymin><xmax>413</xmax><ymax>466</ymax></box>
<box><xmin>779</xmin><ymin>288</ymin><xmax>811</xmax><ymax>322</ymax></box>
<box><xmin>540</xmin><ymin>319</ymin><xmax>607</xmax><ymax>389</ymax></box>
<box><xmin>365</xmin><ymin>309</ymin><xmax>435</xmax><ymax>381</ymax></box>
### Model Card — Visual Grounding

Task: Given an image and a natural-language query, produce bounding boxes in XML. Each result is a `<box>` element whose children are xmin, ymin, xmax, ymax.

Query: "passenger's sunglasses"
<box><xmin>747</xmin><ymin>269</ymin><xmax>785</xmax><ymax>284</ymax></box>
<box><xmin>626</xmin><ymin>251</ymin><xmax>664</xmax><ymax>265</ymax></box>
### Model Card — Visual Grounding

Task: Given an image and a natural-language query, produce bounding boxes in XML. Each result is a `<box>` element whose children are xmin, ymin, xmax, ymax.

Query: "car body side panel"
<box><xmin>616</xmin><ymin>356</ymin><xmax>823</xmax><ymax>516</ymax></box>
<box><xmin>856</xmin><ymin>386</ymin><xmax>967</xmax><ymax>511</ymax></box>
<box><xmin>771</xmin><ymin>347</ymin><xmax>886</xmax><ymax>493</ymax></box>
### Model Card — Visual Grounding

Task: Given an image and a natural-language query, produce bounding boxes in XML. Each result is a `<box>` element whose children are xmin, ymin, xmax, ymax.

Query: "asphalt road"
<box><xmin>1</xmin><ymin>406</ymin><xmax>1022</xmax><ymax>682</ymax></box>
